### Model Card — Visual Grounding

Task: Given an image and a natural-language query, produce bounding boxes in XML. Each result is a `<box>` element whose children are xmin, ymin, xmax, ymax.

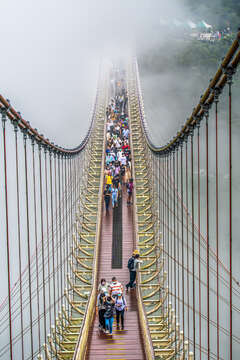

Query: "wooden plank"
<box><xmin>85</xmin><ymin>191</ymin><xmax>145</xmax><ymax>359</ymax></box>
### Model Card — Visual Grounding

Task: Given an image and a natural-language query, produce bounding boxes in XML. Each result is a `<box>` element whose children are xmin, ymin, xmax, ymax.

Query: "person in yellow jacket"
<box><xmin>106</xmin><ymin>174</ymin><xmax>112</xmax><ymax>190</ymax></box>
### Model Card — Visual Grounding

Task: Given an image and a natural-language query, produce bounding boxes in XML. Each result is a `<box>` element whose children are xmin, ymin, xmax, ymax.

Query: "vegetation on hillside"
<box><xmin>139</xmin><ymin>1</ymin><xmax>240</xmax><ymax>74</ymax></box>
<box><xmin>185</xmin><ymin>0</ymin><xmax>240</xmax><ymax>30</ymax></box>
<box><xmin>138</xmin><ymin>0</ymin><xmax>240</xmax><ymax>143</ymax></box>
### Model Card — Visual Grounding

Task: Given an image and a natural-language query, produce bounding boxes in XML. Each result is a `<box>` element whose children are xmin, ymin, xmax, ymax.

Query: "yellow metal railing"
<box><xmin>74</xmin><ymin>76</ymin><xmax>108</xmax><ymax>360</ymax></box>
<box><xmin>128</xmin><ymin>76</ymin><xmax>156</xmax><ymax>360</ymax></box>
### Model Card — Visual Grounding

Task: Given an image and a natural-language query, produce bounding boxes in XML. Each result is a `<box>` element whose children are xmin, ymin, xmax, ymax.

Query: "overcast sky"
<box><xmin>0</xmin><ymin>0</ymin><xmax>189</xmax><ymax>148</ymax></box>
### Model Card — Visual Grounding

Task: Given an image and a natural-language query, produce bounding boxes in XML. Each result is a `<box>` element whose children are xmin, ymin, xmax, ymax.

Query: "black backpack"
<box><xmin>127</xmin><ymin>257</ymin><xmax>134</xmax><ymax>270</ymax></box>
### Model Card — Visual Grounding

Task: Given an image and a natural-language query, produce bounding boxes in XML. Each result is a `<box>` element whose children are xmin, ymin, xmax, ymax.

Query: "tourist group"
<box><xmin>96</xmin><ymin>72</ymin><xmax>142</xmax><ymax>336</ymax></box>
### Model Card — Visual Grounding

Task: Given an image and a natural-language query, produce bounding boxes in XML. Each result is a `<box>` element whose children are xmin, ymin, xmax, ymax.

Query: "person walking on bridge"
<box><xmin>115</xmin><ymin>293</ymin><xmax>127</xmax><ymax>330</ymax></box>
<box><xmin>104</xmin><ymin>185</ymin><xmax>111</xmax><ymax>214</ymax></box>
<box><xmin>104</xmin><ymin>295</ymin><xmax>115</xmax><ymax>335</ymax></box>
<box><xmin>110</xmin><ymin>276</ymin><xmax>123</xmax><ymax>298</ymax></box>
<box><xmin>111</xmin><ymin>185</ymin><xmax>118</xmax><ymax>209</ymax></box>
<box><xmin>97</xmin><ymin>290</ymin><xmax>106</xmax><ymax>331</ymax></box>
<box><xmin>126</xmin><ymin>252</ymin><xmax>142</xmax><ymax>291</ymax></box>
<box><xmin>127</xmin><ymin>178</ymin><xmax>134</xmax><ymax>205</ymax></box>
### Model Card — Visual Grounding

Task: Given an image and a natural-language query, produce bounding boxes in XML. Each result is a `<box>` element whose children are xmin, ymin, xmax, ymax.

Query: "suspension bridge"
<box><xmin>0</xmin><ymin>31</ymin><xmax>240</xmax><ymax>360</ymax></box>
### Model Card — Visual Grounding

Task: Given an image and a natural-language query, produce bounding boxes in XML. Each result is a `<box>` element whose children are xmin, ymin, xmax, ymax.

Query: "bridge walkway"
<box><xmin>85</xmin><ymin>190</ymin><xmax>145</xmax><ymax>360</ymax></box>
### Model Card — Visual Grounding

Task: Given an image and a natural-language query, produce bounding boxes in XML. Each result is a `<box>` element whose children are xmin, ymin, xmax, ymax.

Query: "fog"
<box><xmin>139</xmin><ymin>69</ymin><xmax>210</xmax><ymax>144</ymax></box>
<box><xmin>0</xmin><ymin>0</ymin><xmax>192</xmax><ymax>148</ymax></box>
<box><xmin>1</xmin><ymin>1</ymin><xmax>240</xmax><ymax>359</ymax></box>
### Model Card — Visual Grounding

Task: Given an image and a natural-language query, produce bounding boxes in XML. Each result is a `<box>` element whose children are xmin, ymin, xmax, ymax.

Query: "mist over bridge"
<box><xmin>0</xmin><ymin>31</ymin><xmax>240</xmax><ymax>360</ymax></box>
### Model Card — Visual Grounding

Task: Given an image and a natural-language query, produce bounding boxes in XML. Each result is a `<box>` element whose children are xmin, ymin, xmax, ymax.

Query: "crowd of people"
<box><xmin>96</xmin><ymin>72</ymin><xmax>142</xmax><ymax>336</ymax></box>
<box><xmin>96</xmin><ymin>277</ymin><xmax>127</xmax><ymax>334</ymax></box>
<box><xmin>103</xmin><ymin>76</ymin><xmax>133</xmax><ymax>213</ymax></box>
<box><xmin>96</xmin><ymin>251</ymin><xmax>142</xmax><ymax>335</ymax></box>
<box><xmin>191</xmin><ymin>27</ymin><xmax>232</xmax><ymax>42</ymax></box>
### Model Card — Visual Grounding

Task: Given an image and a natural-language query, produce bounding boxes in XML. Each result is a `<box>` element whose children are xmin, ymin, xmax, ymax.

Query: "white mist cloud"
<box><xmin>0</xmin><ymin>0</ymin><xmax>189</xmax><ymax>147</ymax></box>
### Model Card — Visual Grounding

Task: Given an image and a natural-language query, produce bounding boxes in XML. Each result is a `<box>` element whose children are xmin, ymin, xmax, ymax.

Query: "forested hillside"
<box><xmin>179</xmin><ymin>0</ymin><xmax>240</xmax><ymax>67</ymax></box>
<box><xmin>185</xmin><ymin>0</ymin><xmax>240</xmax><ymax>30</ymax></box>
<box><xmin>137</xmin><ymin>0</ymin><xmax>240</xmax><ymax>144</ymax></box>
<box><xmin>139</xmin><ymin>0</ymin><xmax>240</xmax><ymax>75</ymax></box>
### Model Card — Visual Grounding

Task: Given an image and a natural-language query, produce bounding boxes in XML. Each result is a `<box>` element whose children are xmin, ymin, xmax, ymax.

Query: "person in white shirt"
<box><xmin>98</xmin><ymin>278</ymin><xmax>109</xmax><ymax>294</ymax></box>
<box><xmin>110</xmin><ymin>277</ymin><xmax>123</xmax><ymax>298</ymax></box>
<box><xmin>120</xmin><ymin>154</ymin><xmax>126</xmax><ymax>166</ymax></box>
<box><xmin>123</xmin><ymin>128</ymin><xmax>129</xmax><ymax>139</ymax></box>
<box><xmin>115</xmin><ymin>139</ymin><xmax>121</xmax><ymax>149</ymax></box>
<box><xmin>117</xmin><ymin>150</ymin><xmax>123</xmax><ymax>161</ymax></box>
<box><xmin>126</xmin><ymin>254</ymin><xmax>142</xmax><ymax>291</ymax></box>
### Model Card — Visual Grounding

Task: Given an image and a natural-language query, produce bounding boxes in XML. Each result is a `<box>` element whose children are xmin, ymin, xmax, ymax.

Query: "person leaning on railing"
<box><xmin>96</xmin><ymin>290</ymin><xmax>106</xmax><ymax>331</ymax></box>
<box><xmin>126</xmin><ymin>251</ymin><xmax>142</xmax><ymax>292</ymax></box>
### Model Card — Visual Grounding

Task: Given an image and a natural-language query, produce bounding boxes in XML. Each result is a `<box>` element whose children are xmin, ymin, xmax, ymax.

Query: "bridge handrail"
<box><xmin>134</xmin><ymin>31</ymin><xmax>240</xmax><ymax>153</ymax></box>
<box><xmin>0</xmin><ymin>74</ymin><xmax>101</xmax><ymax>155</ymax></box>
<box><xmin>128</xmin><ymin>80</ymin><xmax>155</xmax><ymax>359</ymax></box>
<box><xmin>73</xmin><ymin>80</ymin><xmax>107</xmax><ymax>360</ymax></box>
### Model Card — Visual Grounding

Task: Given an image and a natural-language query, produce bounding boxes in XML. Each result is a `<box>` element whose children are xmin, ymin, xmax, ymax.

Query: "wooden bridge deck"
<box><xmin>85</xmin><ymin>190</ymin><xmax>146</xmax><ymax>360</ymax></box>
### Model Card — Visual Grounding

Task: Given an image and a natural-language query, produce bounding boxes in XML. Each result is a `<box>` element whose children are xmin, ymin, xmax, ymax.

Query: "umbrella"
<box><xmin>197</xmin><ymin>20</ymin><xmax>212</xmax><ymax>29</ymax></box>
<box><xmin>202</xmin><ymin>20</ymin><xmax>212</xmax><ymax>29</ymax></box>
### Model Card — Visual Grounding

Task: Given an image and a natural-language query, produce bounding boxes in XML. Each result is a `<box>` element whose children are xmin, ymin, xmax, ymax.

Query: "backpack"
<box><xmin>116</xmin><ymin>296</ymin><xmax>126</xmax><ymax>307</ymax></box>
<box><xmin>127</xmin><ymin>257</ymin><xmax>134</xmax><ymax>270</ymax></box>
<box><xmin>128</xmin><ymin>182</ymin><xmax>133</xmax><ymax>192</ymax></box>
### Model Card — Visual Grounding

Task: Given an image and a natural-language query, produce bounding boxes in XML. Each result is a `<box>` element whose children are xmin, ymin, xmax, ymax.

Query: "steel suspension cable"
<box><xmin>214</xmin><ymin>89</ymin><xmax>220</xmax><ymax>360</ymax></box>
<box><xmin>39</xmin><ymin>143</ymin><xmax>47</xmax><ymax>345</ymax></box>
<box><xmin>167</xmin><ymin>286</ymin><xmax>240</xmax><ymax>344</ymax></box>
<box><xmin>190</xmin><ymin>126</ymin><xmax>196</xmax><ymax>354</ymax></box>
<box><xmin>0</xmin><ymin>192</ymin><xmax>75</xmax><ymax>325</ymax></box>
<box><xmin>173</xmin><ymin>150</ymin><xmax>177</xmax><ymax>355</ymax></box>
<box><xmin>151</xmin><ymin>167</ymin><xmax>240</xmax><ymax>302</ymax></box>
<box><xmin>0</xmin><ymin>102</ymin><xmax>90</xmax><ymax>358</ymax></box>
<box><xmin>205</xmin><ymin>109</ymin><xmax>210</xmax><ymax>360</ymax></box>
<box><xmin>64</xmin><ymin>156</ymin><xmax>69</xmax><ymax>316</ymax></box>
<box><xmin>154</xmin><ymin>213</ymin><xmax>240</xmax><ymax>315</ymax></box>
<box><xmin>227</xmin><ymin>72</ymin><xmax>233</xmax><ymax>360</ymax></box>
<box><xmin>180</xmin><ymin>143</ymin><xmax>185</xmax><ymax>339</ymax></box>
<box><xmin>14</xmin><ymin>122</ymin><xmax>24</xmax><ymax>360</ymax></box>
<box><xmin>54</xmin><ymin>153</ymin><xmax>60</xmax><ymax>315</ymax></box>
<box><xmin>0</xmin><ymin>291</ymin><xmax>65</xmax><ymax>357</ymax></box>
<box><xmin>176</xmin><ymin>150</ymin><xmax>180</xmax><ymax>322</ymax></box>
<box><xmin>185</xmin><ymin>140</ymin><xmax>190</xmax><ymax>342</ymax></box>
<box><xmin>58</xmin><ymin>154</ymin><xmax>63</xmax><ymax>312</ymax></box>
<box><xmin>162</xmin><ymin>157</ymin><xmax>165</xmax><ymax>274</ymax></box>
<box><xmin>170</xmin><ymin>153</ymin><xmax>173</xmax><ymax>309</ymax></box>
<box><xmin>197</xmin><ymin>122</ymin><xmax>202</xmax><ymax>360</ymax></box>
<box><xmin>49</xmin><ymin>151</ymin><xmax>57</xmax><ymax>333</ymax></box>
<box><xmin>167</xmin><ymin>154</ymin><xmax>170</xmax><ymax>312</ymax></box>
<box><xmin>2</xmin><ymin>110</ymin><xmax>13</xmax><ymax>360</ymax></box>
<box><xmin>32</xmin><ymin>137</ymin><xmax>41</xmax><ymax>353</ymax></box>
<box><xmin>0</xmin><ymin>226</ymin><xmax>75</xmax><ymax>332</ymax></box>
<box><xmin>155</xmin><ymin>149</ymin><xmax>239</xmax><ymax>287</ymax></box>
<box><xmin>62</xmin><ymin>156</ymin><xmax>67</xmax><ymax>312</ymax></box>
<box><xmin>44</xmin><ymin>147</ymin><xmax>52</xmax><ymax>332</ymax></box>
<box><xmin>69</xmin><ymin>157</ymin><xmax>73</xmax><ymax>279</ymax></box>
<box><xmin>23</xmin><ymin>130</ymin><xmax>34</xmax><ymax>359</ymax></box>
<box><xmin>0</xmin><ymin>163</ymin><xmax>77</xmax><ymax>314</ymax></box>
<box><xmin>150</xmin><ymin>170</ymin><xmax>237</xmax><ymax>300</ymax></box>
